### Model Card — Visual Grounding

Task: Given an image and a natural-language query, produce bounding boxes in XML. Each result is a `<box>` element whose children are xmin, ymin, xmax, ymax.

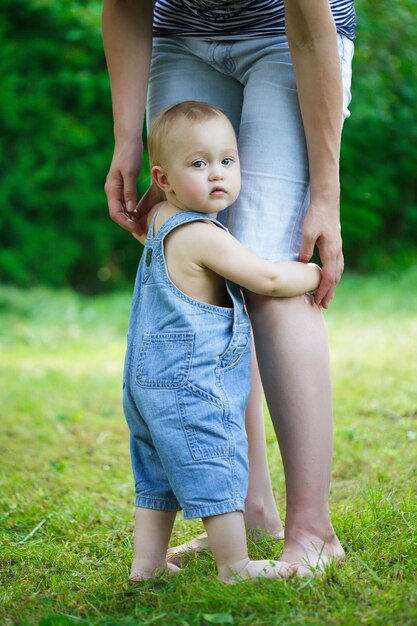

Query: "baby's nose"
<box><xmin>209</xmin><ymin>166</ymin><xmax>223</xmax><ymax>180</ymax></box>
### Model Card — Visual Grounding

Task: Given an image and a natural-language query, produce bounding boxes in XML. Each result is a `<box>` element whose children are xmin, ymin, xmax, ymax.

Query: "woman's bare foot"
<box><xmin>166</xmin><ymin>527</ymin><xmax>284</xmax><ymax>566</ymax></box>
<box><xmin>166</xmin><ymin>531</ymin><xmax>210</xmax><ymax>565</ymax></box>
<box><xmin>280</xmin><ymin>530</ymin><xmax>345</xmax><ymax>578</ymax></box>
<box><xmin>247</xmin><ymin>527</ymin><xmax>285</xmax><ymax>542</ymax></box>
<box><xmin>129</xmin><ymin>560</ymin><xmax>180</xmax><ymax>582</ymax></box>
<box><xmin>218</xmin><ymin>557</ymin><xmax>294</xmax><ymax>584</ymax></box>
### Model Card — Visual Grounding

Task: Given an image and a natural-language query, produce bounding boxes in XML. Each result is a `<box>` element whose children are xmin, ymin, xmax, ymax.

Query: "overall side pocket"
<box><xmin>177</xmin><ymin>383</ymin><xmax>230</xmax><ymax>460</ymax></box>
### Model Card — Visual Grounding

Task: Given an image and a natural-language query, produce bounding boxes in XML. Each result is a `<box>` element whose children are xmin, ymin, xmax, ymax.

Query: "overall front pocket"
<box><xmin>136</xmin><ymin>332</ymin><xmax>194</xmax><ymax>389</ymax></box>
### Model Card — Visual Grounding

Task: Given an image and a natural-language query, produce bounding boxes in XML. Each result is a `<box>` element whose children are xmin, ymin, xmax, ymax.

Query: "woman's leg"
<box><xmin>148</xmin><ymin>37</ymin><xmax>282</xmax><ymax>537</ymax></box>
<box><xmin>229</xmin><ymin>34</ymin><xmax>353</xmax><ymax>575</ymax></box>
<box><xmin>244</xmin><ymin>344</ymin><xmax>284</xmax><ymax>538</ymax></box>
<box><xmin>245</xmin><ymin>294</ymin><xmax>344</xmax><ymax>576</ymax></box>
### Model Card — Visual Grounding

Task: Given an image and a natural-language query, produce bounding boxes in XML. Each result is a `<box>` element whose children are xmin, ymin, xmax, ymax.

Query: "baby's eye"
<box><xmin>192</xmin><ymin>160</ymin><xmax>206</xmax><ymax>168</ymax></box>
<box><xmin>221</xmin><ymin>158</ymin><xmax>233</xmax><ymax>166</ymax></box>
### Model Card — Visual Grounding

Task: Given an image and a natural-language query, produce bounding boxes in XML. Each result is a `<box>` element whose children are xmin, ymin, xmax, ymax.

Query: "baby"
<box><xmin>123</xmin><ymin>101</ymin><xmax>321</xmax><ymax>583</ymax></box>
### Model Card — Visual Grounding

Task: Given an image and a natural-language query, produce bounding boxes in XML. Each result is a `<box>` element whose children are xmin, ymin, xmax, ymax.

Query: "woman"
<box><xmin>103</xmin><ymin>0</ymin><xmax>355</xmax><ymax>577</ymax></box>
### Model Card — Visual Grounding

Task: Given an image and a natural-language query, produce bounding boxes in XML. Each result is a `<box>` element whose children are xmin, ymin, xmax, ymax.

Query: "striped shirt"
<box><xmin>153</xmin><ymin>0</ymin><xmax>356</xmax><ymax>41</ymax></box>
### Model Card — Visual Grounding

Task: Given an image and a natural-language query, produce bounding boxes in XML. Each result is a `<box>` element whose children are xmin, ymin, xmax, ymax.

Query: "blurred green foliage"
<box><xmin>341</xmin><ymin>0</ymin><xmax>417</xmax><ymax>271</ymax></box>
<box><xmin>0</xmin><ymin>0</ymin><xmax>416</xmax><ymax>291</ymax></box>
<box><xmin>0</xmin><ymin>0</ymin><xmax>146</xmax><ymax>291</ymax></box>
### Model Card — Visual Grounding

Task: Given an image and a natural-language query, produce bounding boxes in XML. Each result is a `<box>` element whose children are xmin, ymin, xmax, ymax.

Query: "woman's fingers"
<box><xmin>105</xmin><ymin>157</ymin><xmax>142</xmax><ymax>232</ymax></box>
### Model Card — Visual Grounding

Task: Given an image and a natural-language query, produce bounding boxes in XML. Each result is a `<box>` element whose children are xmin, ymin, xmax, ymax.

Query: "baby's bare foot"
<box><xmin>280</xmin><ymin>531</ymin><xmax>345</xmax><ymax>578</ymax></box>
<box><xmin>219</xmin><ymin>557</ymin><xmax>294</xmax><ymax>584</ymax></box>
<box><xmin>129</xmin><ymin>560</ymin><xmax>180</xmax><ymax>582</ymax></box>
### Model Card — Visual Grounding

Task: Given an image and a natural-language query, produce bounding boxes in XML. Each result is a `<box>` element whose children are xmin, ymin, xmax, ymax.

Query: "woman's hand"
<box><xmin>104</xmin><ymin>139</ymin><xmax>144</xmax><ymax>234</ymax></box>
<box><xmin>299</xmin><ymin>199</ymin><xmax>344</xmax><ymax>309</ymax></box>
<box><xmin>134</xmin><ymin>183</ymin><xmax>164</xmax><ymax>238</ymax></box>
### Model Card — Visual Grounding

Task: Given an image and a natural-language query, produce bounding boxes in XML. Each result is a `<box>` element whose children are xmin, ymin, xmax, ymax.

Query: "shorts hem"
<box><xmin>135</xmin><ymin>496</ymin><xmax>182</xmax><ymax>512</ymax></box>
<box><xmin>183</xmin><ymin>498</ymin><xmax>245</xmax><ymax>519</ymax></box>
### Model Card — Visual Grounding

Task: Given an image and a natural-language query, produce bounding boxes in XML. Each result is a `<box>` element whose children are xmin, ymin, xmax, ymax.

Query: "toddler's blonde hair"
<box><xmin>147</xmin><ymin>100</ymin><xmax>231</xmax><ymax>168</ymax></box>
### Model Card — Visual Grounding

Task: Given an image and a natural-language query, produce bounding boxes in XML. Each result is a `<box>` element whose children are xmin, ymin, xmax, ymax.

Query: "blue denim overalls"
<box><xmin>123</xmin><ymin>209</ymin><xmax>251</xmax><ymax>519</ymax></box>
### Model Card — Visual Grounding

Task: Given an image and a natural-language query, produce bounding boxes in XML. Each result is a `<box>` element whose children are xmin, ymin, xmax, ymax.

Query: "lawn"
<box><xmin>1</xmin><ymin>269</ymin><xmax>416</xmax><ymax>626</ymax></box>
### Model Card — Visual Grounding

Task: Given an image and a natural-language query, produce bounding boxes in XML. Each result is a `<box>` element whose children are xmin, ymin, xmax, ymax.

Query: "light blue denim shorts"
<box><xmin>147</xmin><ymin>34</ymin><xmax>354</xmax><ymax>261</ymax></box>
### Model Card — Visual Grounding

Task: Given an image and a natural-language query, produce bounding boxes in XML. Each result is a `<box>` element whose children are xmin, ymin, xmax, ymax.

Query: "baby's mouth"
<box><xmin>210</xmin><ymin>187</ymin><xmax>226</xmax><ymax>195</ymax></box>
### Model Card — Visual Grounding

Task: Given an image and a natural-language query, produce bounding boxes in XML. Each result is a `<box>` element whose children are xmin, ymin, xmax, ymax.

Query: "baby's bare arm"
<box><xmin>187</xmin><ymin>222</ymin><xmax>321</xmax><ymax>297</ymax></box>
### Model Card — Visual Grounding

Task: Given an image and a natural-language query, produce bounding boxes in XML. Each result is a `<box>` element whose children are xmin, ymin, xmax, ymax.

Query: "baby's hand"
<box><xmin>308</xmin><ymin>262</ymin><xmax>322</xmax><ymax>276</ymax></box>
<box><xmin>305</xmin><ymin>263</ymin><xmax>322</xmax><ymax>295</ymax></box>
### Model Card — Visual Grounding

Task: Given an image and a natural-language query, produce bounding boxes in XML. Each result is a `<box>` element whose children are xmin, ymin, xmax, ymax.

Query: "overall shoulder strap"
<box><xmin>154</xmin><ymin>210</ymin><xmax>227</xmax><ymax>242</ymax></box>
<box><xmin>146</xmin><ymin>204</ymin><xmax>164</xmax><ymax>243</ymax></box>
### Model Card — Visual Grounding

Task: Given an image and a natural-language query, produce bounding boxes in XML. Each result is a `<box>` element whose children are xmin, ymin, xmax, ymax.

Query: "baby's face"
<box><xmin>161</xmin><ymin>115</ymin><xmax>241</xmax><ymax>214</ymax></box>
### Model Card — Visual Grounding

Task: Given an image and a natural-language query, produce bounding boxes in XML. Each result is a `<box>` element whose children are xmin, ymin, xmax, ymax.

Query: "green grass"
<box><xmin>1</xmin><ymin>269</ymin><xmax>417</xmax><ymax>626</ymax></box>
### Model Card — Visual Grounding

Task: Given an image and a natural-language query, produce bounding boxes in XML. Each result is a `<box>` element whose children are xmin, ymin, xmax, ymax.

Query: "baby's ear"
<box><xmin>151</xmin><ymin>165</ymin><xmax>172</xmax><ymax>192</ymax></box>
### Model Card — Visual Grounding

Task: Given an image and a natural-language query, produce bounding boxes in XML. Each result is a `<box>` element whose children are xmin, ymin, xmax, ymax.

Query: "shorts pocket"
<box><xmin>177</xmin><ymin>383</ymin><xmax>230</xmax><ymax>460</ymax></box>
<box><xmin>136</xmin><ymin>332</ymin><xmax>194</xmax><ymax>389</ymax></box>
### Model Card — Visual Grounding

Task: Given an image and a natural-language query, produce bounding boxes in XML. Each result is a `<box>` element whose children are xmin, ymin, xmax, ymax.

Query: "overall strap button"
<box><xmin>145</xmin><ymin>249</ymin><xmax>152</xmax><ymax>266</ymax></box>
